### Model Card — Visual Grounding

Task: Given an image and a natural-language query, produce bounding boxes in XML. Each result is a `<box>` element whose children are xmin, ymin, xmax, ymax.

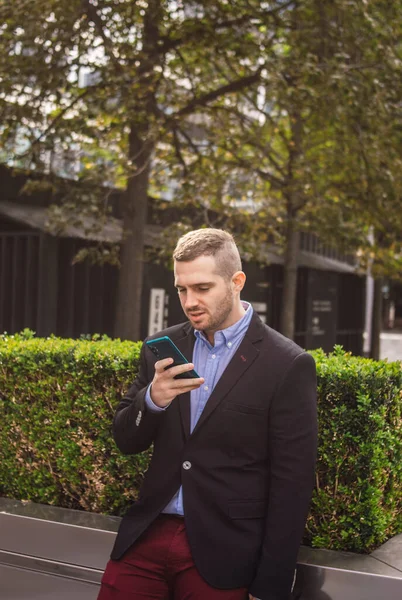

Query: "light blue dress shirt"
<box><xmin>145</xmin><ymin>301</ymin><xmax>253</xmax><ymax>515</ymax></box>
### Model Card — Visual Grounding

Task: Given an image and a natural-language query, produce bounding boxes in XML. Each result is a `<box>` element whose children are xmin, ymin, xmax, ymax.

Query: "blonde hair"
<box><xmin>173</xmin><ymin>228</ymin><xmax>242</xmax><ymax>279</ymax></box>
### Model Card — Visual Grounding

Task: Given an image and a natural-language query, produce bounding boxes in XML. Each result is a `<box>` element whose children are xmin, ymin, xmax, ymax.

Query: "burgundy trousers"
<box><xmin>97</xmin><ymin>514</ymin><xmax>248</xmax><ymax>600</ymax></box>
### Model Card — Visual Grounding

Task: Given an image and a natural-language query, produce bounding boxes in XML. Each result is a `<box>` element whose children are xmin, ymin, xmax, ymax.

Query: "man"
<box><xmin>98</xmin><ymin>228</ymin><xmax>317</xmax><ymax>600</ymax></box>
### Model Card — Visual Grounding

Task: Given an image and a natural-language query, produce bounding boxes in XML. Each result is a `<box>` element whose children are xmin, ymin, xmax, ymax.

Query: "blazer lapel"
<box><xmin>174</xmin><ymin>323</ymin><xmax>196</xmax><ymax>441</ymax></box>
<box><xmin>191</xmin><ymin>314</ymin><xmax>264</xmax><ymax>436</ymax></box>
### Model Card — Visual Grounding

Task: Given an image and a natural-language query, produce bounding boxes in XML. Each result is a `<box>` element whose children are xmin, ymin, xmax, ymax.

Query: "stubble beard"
<box><xmin>201</xmin><ymin>289</ymin><xmax>234</xmax><ymax>336</ymax></box>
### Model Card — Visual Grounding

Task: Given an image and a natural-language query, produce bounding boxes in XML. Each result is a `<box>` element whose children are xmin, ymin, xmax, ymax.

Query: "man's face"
<box><xmin>174</xmin><ymin>255</ymin><xmax>238</xmax><ymax>337</ymax></box>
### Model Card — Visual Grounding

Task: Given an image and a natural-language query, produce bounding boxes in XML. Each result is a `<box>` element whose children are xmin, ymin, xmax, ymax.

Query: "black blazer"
<box><xmin>111</xmin><ymin>313</ymin><xmax>317</xmax><ymax>600</ymax></box>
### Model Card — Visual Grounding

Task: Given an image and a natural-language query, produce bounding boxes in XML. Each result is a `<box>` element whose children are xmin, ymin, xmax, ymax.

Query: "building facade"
<box><xmin>0</xmin><ymin>167</ymin><xmax>365</xmax><ymax>353</ymax></box>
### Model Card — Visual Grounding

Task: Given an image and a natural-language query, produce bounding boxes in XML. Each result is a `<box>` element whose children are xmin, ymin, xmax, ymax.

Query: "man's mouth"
<box><xmin>188</xmin><ymin>311</ymin><xmax>205</xmax><ymax>319</ymax></box>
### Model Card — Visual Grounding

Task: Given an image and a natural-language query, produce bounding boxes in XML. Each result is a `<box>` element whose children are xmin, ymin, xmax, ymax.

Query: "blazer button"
<box><xmin>182</xmin><ymin>461</ymin><xmax>192</xmax><ymax>470</ymax></box>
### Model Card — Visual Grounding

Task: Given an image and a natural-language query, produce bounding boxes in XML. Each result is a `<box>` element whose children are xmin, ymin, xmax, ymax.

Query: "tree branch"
<box><xmin>170</xmin><ymin>66</ymin><xmax>264</xmax><ymax>120</ymax></box>
<box><xmin>172</xmin><ymin>128</ymin><xmax>188</xmax><ymax>175</ymax></box>
<box><xmin>159</xmin><ymin>15</ymin><xmax>252</xmax><ymax>54</ymax></box>
<box><xmin>216</xmin><ymin>141</ymin><xmax>285</xmax><ymax>191</ymax></box>
<box><xmin>159</xmin><ymin>1</ymin><xmax>294</xmax><ymax>54</ymax></box>
<box><xmin>176</xmin><ymin>126</ymin><xmax>204</xmax><ymax>157</ymax></box>
<box><xmin>208</xmin><ymin>105</ymin><xmax>287</xmax><ymax>178</ymax></box>
<box><xmin>15</xmin><ymin>87</ymin><xmax>93</xmax><ymax>158</ymax></box>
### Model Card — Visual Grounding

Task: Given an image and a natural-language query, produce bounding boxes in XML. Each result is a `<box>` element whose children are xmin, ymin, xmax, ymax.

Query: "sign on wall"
<box><xmin>148</xmin><ymin>288</ymin><xmax>166</xmax><ymax>336</ymax></box>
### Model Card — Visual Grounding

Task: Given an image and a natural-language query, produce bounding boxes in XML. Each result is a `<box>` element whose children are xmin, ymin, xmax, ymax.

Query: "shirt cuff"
<box><xmin>145</xmin><ymin>385</ymin><xmax>170</xmax><ymax>412</ymax></box>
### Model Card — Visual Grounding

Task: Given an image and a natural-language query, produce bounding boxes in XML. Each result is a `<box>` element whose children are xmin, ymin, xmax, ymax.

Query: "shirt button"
<box><xmin>227</xmin><ymin>342</ymin><xmax>232</xmax><ymax>348</ymax></box>
<box><xmin>212</xmin><ymin>354</ymin><xmax>216</xmax><ymax>359</ymax></box>
<box><xmin>204</xmin><ymin>385</ymin><xmax>209</xmax><ymax>391</ymax></box>
<box><xmin>182</xmin><ymin>461</ymin><xmax>192</xmax><ymax>470</ymax></box>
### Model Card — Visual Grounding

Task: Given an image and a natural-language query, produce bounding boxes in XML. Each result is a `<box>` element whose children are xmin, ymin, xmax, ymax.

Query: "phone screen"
<box><xmin>145</xmin><ymin>336</ymin><xmax>200</xmax><ymax>379</ymax></box>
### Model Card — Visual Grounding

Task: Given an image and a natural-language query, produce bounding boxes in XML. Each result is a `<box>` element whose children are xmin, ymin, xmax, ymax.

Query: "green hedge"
<box><xmin>307</xmin><ymin>346</ymin><xmax>402</xmax><ymax>552</ymax></box>
<box><xmin>1</xmin><ymin>332</ymin><xmax>402</xmax><ymax>553</ymax></box>
<box><xmin>0</xmin><ymin>330</ymin><xmax>149</xmax><ymax>515</ymax></box>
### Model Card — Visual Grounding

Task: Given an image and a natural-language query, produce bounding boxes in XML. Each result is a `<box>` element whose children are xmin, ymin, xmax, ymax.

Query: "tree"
<box><xmin>0</xmin><ymin>0</ymin><xmax>293</xmax><ymax>340</ymax></box>
<box><xmin>166</xmin><ymin>0</ymin><xmax>402</xmax><ymax>342</ymax></box>
<box><xmin>316</xmin><ymin>1</ymin><xmax>402</xmax><ymax>358</ymax></box>
<box><xmin>2</xmin><ymin>1</ymin><xmax>401</xmax><ymax>345</ymax></box>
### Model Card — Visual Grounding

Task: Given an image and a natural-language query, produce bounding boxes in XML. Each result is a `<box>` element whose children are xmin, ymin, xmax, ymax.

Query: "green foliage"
<box><xmin>1</xmin><ymin>336</ymin><xmax>401</xmax><ymax>552</ymax></box>
<box><xmin>0</xmin><ymin>0</ymin><xmax>280</xmax><ymax>178</ymax></box>
<box><xmin>308</xmin><ymin>347</ymin><xmax>402</xmax><ymax>552</ymax></box>
<box><xmin>0</xmin><ymin>332</ymin><xmax>147</xmax><ymax>515</ymax></box>
<box><xmin>0</xmin><ymin>0</ymin><xmax>290</xmax><ymax>339</ymax></box>
<box><xmin>2</xmin><ymin>2</ymin><xmax>401</xmax><ymax>340</ymax></box>
<box><xmin>166</xmin><ymin>0</ymin><xmax>402</xmax><ymax>279</ymax></box>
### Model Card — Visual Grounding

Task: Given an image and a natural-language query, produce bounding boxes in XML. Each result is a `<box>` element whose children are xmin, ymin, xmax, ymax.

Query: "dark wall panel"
<box><xmin>0</xmin><ymin>225</ymin><xmax>366</xmax><ymax>356</ymax></box>
<box><xmin>0</xmin><ymin>233</ymin><xmax>39</xmax><ymax>335</ymax></box>
<box><xmin>56</xmin><ymin>239</ymin><xmax>118</xmax><ymax>339</ymax></box>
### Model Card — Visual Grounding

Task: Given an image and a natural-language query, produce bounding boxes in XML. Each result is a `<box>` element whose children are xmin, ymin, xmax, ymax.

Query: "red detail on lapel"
<box><xmin>240</xmin><ymin>355</ymin><xmax>247</xmax><ymax>362</ymax></box>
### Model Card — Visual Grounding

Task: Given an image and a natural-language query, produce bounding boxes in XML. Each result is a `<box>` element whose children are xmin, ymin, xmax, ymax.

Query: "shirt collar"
<box><xmin>194</xmin><ymin>301</ymin><xmax>253</xmax><ymax>347</ymax></box>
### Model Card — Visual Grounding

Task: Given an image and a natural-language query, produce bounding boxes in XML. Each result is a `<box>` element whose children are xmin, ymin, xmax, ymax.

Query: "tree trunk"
<box><xmin>280</xmin><ymin>222</ymin><xmax>300</xmax><ymax>340</ymax></box>
<box><xmin>114</xmin><ymin>129</ymin><xmax>153</xmax><ymax>340</ymax></box>
<box><xmin>280</xmin><ymin>103</ymin><xmax>303</xmax><ymax>341</ymax></box>
<box><xmin>370</xmin><ymin>277</ymin><xmax>383</xmax><ymax>360</ymax></box>
<box><xmin>114</xmin><ymin>0</ymin><xmax>162</xmax><ymax>340</ymax></box>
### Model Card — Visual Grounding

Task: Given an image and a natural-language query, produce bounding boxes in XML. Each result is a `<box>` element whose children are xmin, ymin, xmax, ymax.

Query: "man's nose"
<box><xmin>184</xmin><ymin>291</ymin><xmax>198</xmax><ymax>309</ymax></box>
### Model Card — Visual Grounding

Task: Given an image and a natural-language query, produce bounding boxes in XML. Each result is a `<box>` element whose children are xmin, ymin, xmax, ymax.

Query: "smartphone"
<box><xmin>145</xmin><ymin>336</ymin><xmax>200</xmax><ymax>379</ymax></box>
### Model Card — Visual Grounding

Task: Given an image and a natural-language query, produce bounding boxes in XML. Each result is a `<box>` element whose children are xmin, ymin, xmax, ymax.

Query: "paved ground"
<box><xmin>380</xmin><ymin>332</ymin><xmax>402</xmax><ymax>362</ymax></box>
<box><xmin>371</xmin><ymin>533</ymin><xmax>402</xmax><ymax>573</ymax></box>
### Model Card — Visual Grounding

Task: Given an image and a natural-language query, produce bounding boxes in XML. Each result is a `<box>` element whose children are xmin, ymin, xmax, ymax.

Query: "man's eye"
<box><xmin>199</xmin><ymin>287</ymin><xmax>210</xmax><ymax>292</ymax></box>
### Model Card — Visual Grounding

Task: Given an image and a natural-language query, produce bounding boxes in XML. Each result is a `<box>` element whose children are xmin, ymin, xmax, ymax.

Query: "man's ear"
<box><xmin>232</xmin><ymin>271</ymin><xmax>246</xmax><ymax>293</ymax></box>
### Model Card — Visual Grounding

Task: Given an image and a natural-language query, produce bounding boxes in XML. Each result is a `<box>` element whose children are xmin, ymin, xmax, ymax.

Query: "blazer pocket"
<box><xmin>224</xmin><ymin>403</ymin><xmax>265</xmax><ymax>416</ymax></box>
<box><xmin>228</xmin><ymin>500</ymin><xmax>266</xmax><ymax>519</ymax></box>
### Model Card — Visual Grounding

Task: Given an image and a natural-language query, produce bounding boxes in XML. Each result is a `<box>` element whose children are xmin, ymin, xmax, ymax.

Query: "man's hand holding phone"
<box><xmin>150</xmin><ymin>358</ymin><xmax>204</xmax><ymax>408</ymax></box>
